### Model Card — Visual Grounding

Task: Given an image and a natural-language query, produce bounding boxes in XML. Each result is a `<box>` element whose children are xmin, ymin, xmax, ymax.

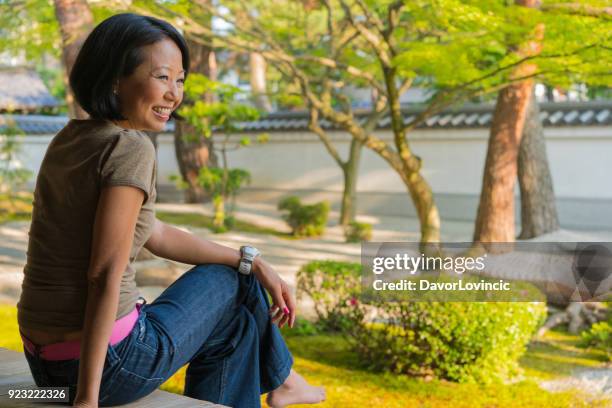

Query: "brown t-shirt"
<box><xmin>17</xmin><ymin>119</ymin><xmax>157</xmax><ymax>332</ymax></box>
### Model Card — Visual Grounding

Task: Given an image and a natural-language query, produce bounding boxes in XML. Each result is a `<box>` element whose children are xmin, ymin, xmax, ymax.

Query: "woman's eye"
<box><xmin>178</xmin><ymin>79</ymin><xmax>185</xmax><ymax>84</ymax></box>
<box><xmin>158</xmin><ymin>75</ymin><xmax>168</xmax><ymax>80</ymax></box>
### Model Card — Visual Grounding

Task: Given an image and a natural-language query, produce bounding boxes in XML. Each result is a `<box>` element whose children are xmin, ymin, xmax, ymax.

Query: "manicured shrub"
<box><xmin>296</xmin><ymin>260</ymin><xmax>362</xmax><ymax>331</ymax></box>
<box><xmin>344</xmin><ymin>301</ymin><xmax>547</xmax><ymax>384</ymax></box>
<box><xmin>277</xmin><ymin>196</ymin><xmax>330</xmax><ymax>237</ymax></box>
<box><xmin>297</xmin><ymin>259</ymin><xmax>547</xmax><ymax>384</ymax></box>
<box><xmin>344</xmin><ymin>221</ymin><xmax>373</xmax><ymax>243</ymax></box>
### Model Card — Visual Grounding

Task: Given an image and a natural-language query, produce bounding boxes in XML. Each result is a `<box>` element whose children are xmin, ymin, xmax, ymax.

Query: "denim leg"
<box><xmin>141</xmin><ymin>264</ymin><xmax>293</xmax><ymax>405</ymax></box>
<box><xmin>184</xmin><ymin>304</ymin><xmax>260</xmax><ymax>407</ymax></box>
<box><xmin>237</xmin><ymin>268</ymin><xmax>294</xmax><ymax>393</ymax></box>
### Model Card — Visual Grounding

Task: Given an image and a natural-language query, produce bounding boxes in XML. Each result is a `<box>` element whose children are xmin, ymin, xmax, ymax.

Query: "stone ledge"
<box><xmin>0</xmin><ymin>348</ymin><xmax>227</xmax><ymax>407</ymax></box>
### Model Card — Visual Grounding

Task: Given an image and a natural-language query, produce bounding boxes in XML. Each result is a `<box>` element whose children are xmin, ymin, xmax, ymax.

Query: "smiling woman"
<box><xmin>16</xmin><ymin>12</ymin><xmax>324</xmax><ymax>408</ymax></box>
<box><xmin>68</xmin><ymin>13</ymin><xmax>189</xmax><ymax>132</ymax></box>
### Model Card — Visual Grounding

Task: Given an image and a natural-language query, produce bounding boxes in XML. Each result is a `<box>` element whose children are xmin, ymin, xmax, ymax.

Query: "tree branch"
<box><xmin>541</xmin><ymin>3</ymin><xmax>612</xmax><ymax>19</ymax></box>
<box><xmin>308</xmin><ymin>106</ymin><xmax>345</xmax><ymax>168</ymax></box>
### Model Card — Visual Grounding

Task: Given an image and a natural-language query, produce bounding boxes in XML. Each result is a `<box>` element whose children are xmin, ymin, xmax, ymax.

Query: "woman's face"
<box><xmin>115</xmin><ymin>38</ymin><xmax>185</xmax><ymax>132</ymax></box>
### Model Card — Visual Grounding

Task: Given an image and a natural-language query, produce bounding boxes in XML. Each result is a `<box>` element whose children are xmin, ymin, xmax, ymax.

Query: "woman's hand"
<box><xmin>253</xmin><ymin>257</ymin><xmax>296</xmax><ymax>328</ymax></box>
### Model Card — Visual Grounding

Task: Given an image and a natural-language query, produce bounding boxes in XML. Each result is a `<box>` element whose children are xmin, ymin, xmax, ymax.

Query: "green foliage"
<box><xmin>153</xmin><ymin>0</ymin><xmax>612</xmax><ymax>116</ymax></box>
<box><xmin>344</xmin><ymin>301</ymin><xmax>547</xmax><ymax>384</ymax></box>
<box><xmin>290</xmin><ymin>316</ymin><xmax>323</xmax><ymax>336</ymax></box>
<box><xmin>178</xmin><ymin>73</ymin><xmax>260</xmax><ymax>139</ymax></box>
<box><xmin>197</xmin><ymin>167</ymin><xmax>251</xmax><ymax>198</ymax></box>
<box><xmin>297</xmin><ymin>259</ymin><xmax>547</xmax><ymax>384</ymax></box>
<box><xmin>580</xmin><ymin>320</ymin><xmax>612</xmax><ymax>361</ymax></box>
<box><xmin>277</xmin><ymin>196</ymin><xmax>330</xmax><ymax>237</ymax></box>
<box><xmin>296</xmin><ymin>260</ymin><xmax>363</xmax><ymax>331</ymax></box>
<box><xmin>197</xmin><ymin>167</ymin><xmax>250</xmax><ymax>232</ymax></box>
<box><xmin>344</xmin><ymin>221</ymin><xmax>373</xmax><ymax>243</ymax></box>
<box><xmin>0</xmin><ymin>0</ymin><xmax>61</xmax><ymax>62</ymax></box>
<box><xmin>167</xmin><ymin>174</ymin><xmax>190</xmax><ymax>191</ymax></box>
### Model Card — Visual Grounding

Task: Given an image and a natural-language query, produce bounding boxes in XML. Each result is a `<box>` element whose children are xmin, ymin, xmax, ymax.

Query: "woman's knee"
<box><xmin>189</xmin><ymin>263</ymin><xmax>239</xmax><ymax>284</ymax></box>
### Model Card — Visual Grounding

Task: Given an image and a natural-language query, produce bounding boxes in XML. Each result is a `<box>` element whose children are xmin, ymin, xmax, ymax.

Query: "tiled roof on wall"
<box><xmin>0</xmin><ymin>68</ymin><xmax>59</xmax><ymax>111</ymax></box>
<box><xmin>1</xmin><ymin>101</ymin><xmax>610</xmax><ymax>135</ymax></box>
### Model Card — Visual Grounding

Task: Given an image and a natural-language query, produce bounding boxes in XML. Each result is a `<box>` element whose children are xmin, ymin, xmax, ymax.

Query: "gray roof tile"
<box><xmin>0</xmin><ymin>68</ymin><xmax>59</xmax><ymax>110</ymax></box>
<box><xmin>596</xmin><ymin>109</ymin><xmax>610</xmax><ymax>123</ymax></box>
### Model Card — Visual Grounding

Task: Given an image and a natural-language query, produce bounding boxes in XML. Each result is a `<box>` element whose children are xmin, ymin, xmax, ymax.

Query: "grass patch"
<box><xmin>0</xmin><ymin>192</ymin><xmax>33</xmax><ymax>224</ymax></box>
<box><xmin>277</xmin><ymin>331</ymin><xmax>607</xmax><ymax>408</ymax></box>
<box><xmin>156</xmin><ymin>210</ymin><xmax>293</xmax><ymax>238</ymax></box>
<box><xmin>1</xmin><ymin>304</ymin><xmax>608</xmax><ymax>407</ymax></box>
<box><xmin>521</xmin><ymin>327</ymin><xmax>609</xmax><ymax>380</ymax></box>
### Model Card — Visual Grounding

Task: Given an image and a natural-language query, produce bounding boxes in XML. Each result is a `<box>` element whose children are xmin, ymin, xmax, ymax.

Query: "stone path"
<box><xmin>539</xmin><ymin>368</ymin><xmax>612</xmax><ymax>404</ymax></box>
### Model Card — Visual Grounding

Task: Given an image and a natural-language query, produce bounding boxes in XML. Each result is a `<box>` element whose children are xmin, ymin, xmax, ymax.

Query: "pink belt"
<box><xmin>20</xmin><ymin>303</ymin><xmax>143</xmax><ymax>361</ymax></box>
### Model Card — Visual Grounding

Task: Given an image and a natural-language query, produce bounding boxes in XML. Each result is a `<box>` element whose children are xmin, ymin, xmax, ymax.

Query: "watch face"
<box><xmin>243</xmin><ymin>246</ymin><xmax>259</xmax><ymax>257</ymax></box>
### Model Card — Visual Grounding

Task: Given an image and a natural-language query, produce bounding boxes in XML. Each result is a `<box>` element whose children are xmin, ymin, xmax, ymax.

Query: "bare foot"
<box><xmin>266</xmin><ymin>369</ymin><xmax>326</xmax><ymax>408</ymax></box>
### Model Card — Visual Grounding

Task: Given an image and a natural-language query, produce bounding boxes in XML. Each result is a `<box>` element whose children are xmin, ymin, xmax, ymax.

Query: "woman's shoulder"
<box><xmin>65</xmin><ymin>119</ymin><xmax>151</xmax><ymax>146</ymax></box>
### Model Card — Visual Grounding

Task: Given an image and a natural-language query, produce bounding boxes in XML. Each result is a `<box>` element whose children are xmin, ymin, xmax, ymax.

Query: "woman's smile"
<box><xmin>152</xmin><ymin>106</ymin><xmax>173</xmax><ymax>121</ymax></box>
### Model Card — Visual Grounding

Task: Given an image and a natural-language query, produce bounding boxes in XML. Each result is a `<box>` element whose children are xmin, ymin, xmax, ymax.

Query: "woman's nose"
<box><xmin>166</xmin><ymin>83</ymin><xmax>180</xmax><ymax>101</ymax></box>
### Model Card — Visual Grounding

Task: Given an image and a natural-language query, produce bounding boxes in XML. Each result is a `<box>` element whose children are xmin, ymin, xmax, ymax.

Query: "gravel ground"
<box><xmin>539</xmin><ymin>369</ymin><xmax>612</xmax><ymax>405</ymax></box>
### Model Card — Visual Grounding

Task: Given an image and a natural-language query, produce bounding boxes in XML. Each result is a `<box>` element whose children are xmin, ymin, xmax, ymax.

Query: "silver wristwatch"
<box><xmin>238</xmin><ymin>245</ymin><xmax>261</xmax><ymax>275</ymax></box>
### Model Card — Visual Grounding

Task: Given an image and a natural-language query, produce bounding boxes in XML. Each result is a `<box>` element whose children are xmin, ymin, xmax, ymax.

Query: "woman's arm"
<box><xmin>144</xmin><ymin>218</ymin><xmax>241</xmax><ymax>267</ymax></box>
<box><xmin>74</xmin><ymin>186</ymin><xmax>144</xmax><ymax>407</ymax></box>
<box><xmin>144</xmin><ymin>218</ymin><xmax>296</xmax><ymax>328</ymax></box>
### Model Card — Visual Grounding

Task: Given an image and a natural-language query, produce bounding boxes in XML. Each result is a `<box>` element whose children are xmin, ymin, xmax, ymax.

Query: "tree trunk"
<box><xmin>473</xmin><ymin>86</ymin><xmax>534</xmax><ymax>243</ymax></box>
<box><xmin>518</xmin><ymin>89</ymin><xmax>560</xmax><ymax>239</ymax></box>
<box><xmin>382</xmin><ymin>66</ymin><xmax>441</xmax><ymax>246</ymax></box>
<box><xmin>53</xmin><ymin>0</ymin><xmax>93</xmax><ymax>119</ymax></box>
<box><xmin>174</xmin><ymin>37</ymin><xmax>218</xmax><ymax>203</ymax></box>
<box><xmin>399</xmin><ymin>170</ymin><xmax>441</xmax><ymax>246</ymax></box>
<box><xmin>339</xmin><ymin>138</ymin><xmax>362</xmax><ymax>228</ymax></box>
<box><xmin>473</xmin><ymin>0</ymin><xmax>543</xmax><ymax>245</ymax></box>
<box><xmin>249</xmin><ymin>52</ymin><xmax>273</xmax><ymax>112</ymax></box>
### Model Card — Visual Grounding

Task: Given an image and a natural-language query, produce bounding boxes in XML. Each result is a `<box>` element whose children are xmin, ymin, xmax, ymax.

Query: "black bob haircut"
<box><xmin>70</xmin><ymin>13</ymin><xmax>190</xmax><ymax>121</ymax></box>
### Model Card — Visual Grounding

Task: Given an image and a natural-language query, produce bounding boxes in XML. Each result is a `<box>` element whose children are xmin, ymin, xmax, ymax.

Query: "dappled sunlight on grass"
<box><xmin>278</xmin><ymin>332</ymin><xmax>605</xmax><ymax>408</ymax></box>
<box><xmin>521</xmin><ymin>328</ymin><xmax>608</xmax><ymax>379</ymax></box>
<box><xmin>156</xmin><ymin>210</ymin><xmax>293</xmax><ymax>238</ymax></box>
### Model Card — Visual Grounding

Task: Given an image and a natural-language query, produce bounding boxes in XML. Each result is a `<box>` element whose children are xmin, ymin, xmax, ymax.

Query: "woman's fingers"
<box><xmin>283</xmin><ymin>287</ymin><xmax>297</xmax><ymax>328</ymax></box>
<box><xmin>278</xmin><ymin>312</ymin><xmax>290</xmax><ymax>328</ymax></box>
<box><xmin>271</xmin><ymin>287</ymin><xmax>288</xmax><ymax>319</ymax></box>
<box><xmin>270</xmin><ymin>307</ymin><xmax>284</xmax><ymax>324</ymax></box>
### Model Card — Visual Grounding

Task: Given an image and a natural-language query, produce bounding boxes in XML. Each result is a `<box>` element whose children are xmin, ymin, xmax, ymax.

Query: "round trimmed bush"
<box><xmin>345</xmin><ymin>301</ymin><xmax>547</xmax><ymax>384</ymax></box>
<box><xmin>296</xmin><ymin>260</ymin><xmax>547</xmax><ymax>384</ymax></box>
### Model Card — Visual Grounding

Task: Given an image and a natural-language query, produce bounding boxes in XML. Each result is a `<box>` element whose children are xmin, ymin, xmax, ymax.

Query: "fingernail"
<box><xmin>283</xmin><ymin>307</ymin><xmax>290</xmax><ymax>315</ymax></box>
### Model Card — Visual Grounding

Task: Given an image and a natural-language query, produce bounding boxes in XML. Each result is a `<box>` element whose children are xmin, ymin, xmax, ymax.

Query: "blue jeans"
<box><xmin>23</xmin><ymin>264</ymin><xmax>294</xmax><ymax>407</ymax></box>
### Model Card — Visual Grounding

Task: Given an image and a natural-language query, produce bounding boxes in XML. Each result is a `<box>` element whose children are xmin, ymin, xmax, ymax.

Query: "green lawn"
<box><xmin>152</xmin><ymin>211</ymin><xmax>293</xmax><ymax>238</ymax></box>
<box><xmin>1</xmin><ymin>305</ymin><xmax>609</xmax><ymax>407</ymax></box>
<box><xmin>0</xmin><ymin>192</ymin><xmax>33</xmax><ymax>224</ymax></box>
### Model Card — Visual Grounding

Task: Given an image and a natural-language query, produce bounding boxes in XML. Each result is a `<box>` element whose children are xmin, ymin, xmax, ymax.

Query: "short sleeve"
<box><xmin>99</xmin><ymin>132</ymin><xmax>156</xmax><ymax>204</ymax></box>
